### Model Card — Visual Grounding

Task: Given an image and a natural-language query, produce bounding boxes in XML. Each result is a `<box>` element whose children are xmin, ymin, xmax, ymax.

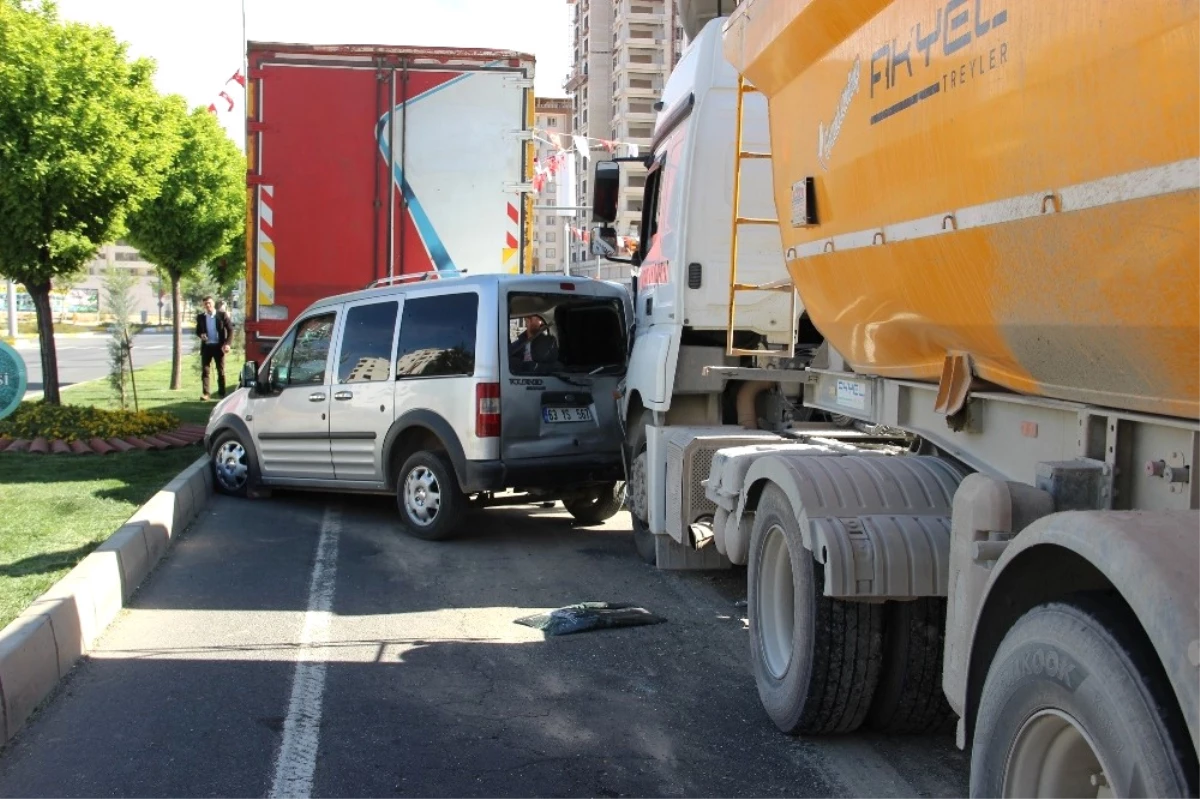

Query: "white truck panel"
<box><xmin>379</xmin><ymin>70</ymin><xmax>526</xmax><ymax>276</ymax></box>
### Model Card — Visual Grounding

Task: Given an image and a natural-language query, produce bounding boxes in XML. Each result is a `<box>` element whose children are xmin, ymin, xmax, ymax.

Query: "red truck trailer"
<box><xmin>243</xmin><ymin>41</ymin><xmax>536</xmax><ymax>360</ymax></box>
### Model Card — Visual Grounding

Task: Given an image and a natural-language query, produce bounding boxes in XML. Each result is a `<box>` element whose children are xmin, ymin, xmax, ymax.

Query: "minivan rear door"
<box><xmin>499</xmin><ymin>284</ymin><xmax>629</xmax><ymax>468</ymax></box>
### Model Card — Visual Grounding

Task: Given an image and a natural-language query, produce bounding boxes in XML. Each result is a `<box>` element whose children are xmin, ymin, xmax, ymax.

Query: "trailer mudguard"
<box><xmin>726</xmin><ymin>453</ymin><xmax>965</xmax><ymax>598</ymax></box>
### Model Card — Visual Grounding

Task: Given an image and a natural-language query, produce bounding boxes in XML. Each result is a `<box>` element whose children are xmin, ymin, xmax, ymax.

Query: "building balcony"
<box><xmin>621</xmin><ymin>83</ymin><xmax>661</xmax><ymax>98</ymax></box>
<box><xmin>612</xmin><ymin>60</ymin><xmax>667</xmax><ymax>80</ymax></box>
<box><xmin>612</xmin><ymin>106</ymin><xmax>657</xmax><ymax>125</ymax></box>
<box><xmin>563</xmin><ymin>66</ymin><xmax>588</xmax><ymax>92</ymax></box>
<box><xmin>614</xmin><ymin>5</ymin><xmax>667</xmax><ymax>27</ymax></box>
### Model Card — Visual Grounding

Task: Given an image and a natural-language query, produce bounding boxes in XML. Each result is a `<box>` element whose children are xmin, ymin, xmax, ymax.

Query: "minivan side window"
<box><xmin>288</xmin><ymin>313</ymin><xmax>336</xmax><ymax>385</ymax></box>
<box><xmin>395</xmin><ymin>293</ymin><xmax>478</xmax><ymax>379</ymax></box>
<box><xmin>338</xmin><ymin>301</ymin><xmax>399</xmax><ymax>383</ymax></box>
<box><xmin>265</xmin><ymin>329</ymin><xmax>297</xmax><ymax>389</ymax></box>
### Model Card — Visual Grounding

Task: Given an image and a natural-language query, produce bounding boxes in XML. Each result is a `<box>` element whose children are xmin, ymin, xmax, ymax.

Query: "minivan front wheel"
<box><xmin>396</xmin><ymin>451</ymin><xmax>464</xmax><ymax>541</ymax></box>
<box><xmin>211</xmin><ymin>430</ymin><xmax>259</xmax><ymax>498</ymax></box>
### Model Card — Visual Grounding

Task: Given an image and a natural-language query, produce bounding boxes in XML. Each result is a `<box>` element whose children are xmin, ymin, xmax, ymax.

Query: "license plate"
<box><xmin>543</xmin><ymin>406</ymin><xmax>593</xmax><ymax>423</ymax></box>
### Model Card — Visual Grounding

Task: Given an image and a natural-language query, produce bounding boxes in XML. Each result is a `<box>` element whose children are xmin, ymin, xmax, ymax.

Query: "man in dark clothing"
<box><xmin>509</xmin><ymin>314</ymin><xmax>558</xmax><ymax>370</ymax></box>
<box><xmin>196</xmin><ymin>295</ymin><xmax>234</xmax><ymax>399</ymax></box>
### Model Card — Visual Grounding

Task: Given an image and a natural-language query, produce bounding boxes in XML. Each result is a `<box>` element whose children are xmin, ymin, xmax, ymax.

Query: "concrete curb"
<box><xmin>0</xmin><ymin>454</ymin><xmax>213</xmax><ymax>743</ymax></box>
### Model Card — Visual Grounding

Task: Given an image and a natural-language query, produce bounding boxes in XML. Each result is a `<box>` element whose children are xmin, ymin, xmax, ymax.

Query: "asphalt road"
<box><xmin>14</xmin><ymin>331</ymin><xmax>180</xmax><ymax>399</ymax></box>
<box><xmin>0</xmin><ymin>494</ymin><xmax>969</xmax><ymax>798</ymax></box>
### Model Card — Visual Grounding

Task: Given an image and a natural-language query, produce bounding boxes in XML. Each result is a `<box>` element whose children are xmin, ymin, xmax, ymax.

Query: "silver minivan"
<box><xmin>204</xmin><ymin>273</ymin><xmax>632</xmax><ymax>540</ymax></box>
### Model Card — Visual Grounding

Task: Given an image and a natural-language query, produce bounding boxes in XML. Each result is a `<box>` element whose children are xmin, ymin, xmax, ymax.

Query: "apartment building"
<box><xmin>83</xmin><ymin>242</ymin><xmax>169</xmax><ymax>324</ymax></box>
<box><xmin>1</xmin><ymin>242</ymin><xmax>166</xmax><ymax>324</ymax></box>
<box><xmin>532</xmin><ymin>97</ymin><xmax>573</xmax><ymax>274</ymax></box>
<box><xmin>564</xmin><ymin>0</ymin><xmax>686</xmax><ymax>282</ymax></box>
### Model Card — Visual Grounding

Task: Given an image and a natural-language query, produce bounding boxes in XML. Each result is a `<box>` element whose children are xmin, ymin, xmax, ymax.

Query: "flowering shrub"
<box><xmin>0</xmin><ymin>402</ymin><xmax>179</xmax><ymax>442</ymax></box>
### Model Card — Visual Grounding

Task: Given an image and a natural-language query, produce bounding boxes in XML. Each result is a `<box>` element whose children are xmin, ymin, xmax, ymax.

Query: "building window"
<box><xmin>546</xmin><ymin>232</ymin><xmax>556</xmax><ymax>243</ymax></box>
<box><xmin>546</xmin><ymin>248</ymin><xmax>556</xmax><ymax>258</ymax></box>
<box><xmin>548</xmin><ymin>117</ymin><xmax>558</xmax><ymax>127</ymax></box>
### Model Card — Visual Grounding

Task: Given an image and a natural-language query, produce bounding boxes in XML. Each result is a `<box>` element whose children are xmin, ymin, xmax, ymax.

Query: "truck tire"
<box><xmin>970</xmin><ymin>595</ymin><xmax>1198</xmax><ymax>798</ymax></box>
<box><xmin>866</xmin><ymin>598</ymin><xmax>955</xmax><ymax>734</ymax></box>
<box><xmin>395</xmin><ymin>450</ymin><xmax>465</xmax><ymax>541</ymax></box>
<box><xmin>624</xmin><ymin>412</ymin><xmax>656</xmax><ymax>565</ymax></box>
<box><xmin>564</xmin><ymin>482</ymin><xmax>625</xmax><ymax>526</ymax></box>
<box><xmin>748</xmin><ymin>484</ymin><xmax>883</xmax><ymax>734</ymax></box>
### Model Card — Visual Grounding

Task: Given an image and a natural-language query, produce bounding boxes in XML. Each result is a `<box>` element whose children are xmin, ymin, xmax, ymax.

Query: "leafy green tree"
<box><xmin>211</xmin><ymin>227</ymin><xmax>245</xmax><ymax>294</ymax></box>
<box><xmin>0</xmin><ymin>2</ymin><xmax>174</xmax><ymax>403</ymax></box>
<box><xmin>125</xmin><ymin>105</ymin><xmax>245</xmax><ymax>391</ymax></box>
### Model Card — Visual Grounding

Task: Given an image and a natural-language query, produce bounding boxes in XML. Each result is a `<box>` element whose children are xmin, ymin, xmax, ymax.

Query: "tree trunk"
<box><xmin>170</xmin><ymin>271</ymin><xmax>183</xmax><ymax>391</ymax></box>
<box><xmin>27</xmin><ymin>280</ymin><xmax>60</xmax><ymax>405</ymax></box>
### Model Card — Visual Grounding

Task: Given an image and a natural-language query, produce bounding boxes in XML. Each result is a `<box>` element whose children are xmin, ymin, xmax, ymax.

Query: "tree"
<box><xmin>102</xmin><ymin>265</ymin><xmax>138</xmax><ymax>410</ymax></box>
<box><xmin>211</xmin><ymin>227</ymin><xmax>245</xmax><ymax>295</ymax></box>
<box><xmin>125</xmin><ymin>105</ymin><xmax>245</xmax><ymax>391</ymax></box>
<box><xmin>0</xmin><ymin>2</ymin><xmax>174</xmax><ymax>403</ymax></box>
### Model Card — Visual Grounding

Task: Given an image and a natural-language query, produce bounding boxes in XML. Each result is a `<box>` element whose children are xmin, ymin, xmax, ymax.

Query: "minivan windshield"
<box><xmin>507</xmin><ymin>291</ymin><xmax>626</xmax><ymax>376</ymax></box>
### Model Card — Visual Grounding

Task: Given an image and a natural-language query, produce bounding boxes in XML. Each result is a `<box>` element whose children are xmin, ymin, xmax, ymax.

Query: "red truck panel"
<box><xmin>244</xmin><ymin>42</ymin><xmax>534</xmax><ymax>361</ymax></box>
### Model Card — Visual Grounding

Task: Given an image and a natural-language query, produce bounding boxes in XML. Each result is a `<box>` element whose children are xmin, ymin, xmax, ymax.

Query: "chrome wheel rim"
<box><xmin>404</xmin><ymin>465</ymin><xmax>442</xmax><ymax>527</ymax></box>
<box><xmin>1004</xmin><ymin>709</ymin><xmax>1112</xmax><ymax>798</ymax></box>
<box><xmin>214</xmin><ymin>440</ymin><xmax>248</xmax><ymax>492</ymax></box>
<box><xmin>758</xmin><ymin>523</ymin><xmax>795</xmax><ymax>680</ymax></box>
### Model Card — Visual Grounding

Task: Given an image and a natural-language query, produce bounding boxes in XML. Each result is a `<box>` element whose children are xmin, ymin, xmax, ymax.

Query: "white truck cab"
<box><xmin>591</xmin><ymin>18</ymin><xmax>820</xmax><ymax>565</ymax></box>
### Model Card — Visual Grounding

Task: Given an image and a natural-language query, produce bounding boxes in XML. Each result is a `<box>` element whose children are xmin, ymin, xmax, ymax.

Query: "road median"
<box><xmin>0</xmin><ymin>454</ymin><xmax>213</xmax><ymax>743</ymax></box>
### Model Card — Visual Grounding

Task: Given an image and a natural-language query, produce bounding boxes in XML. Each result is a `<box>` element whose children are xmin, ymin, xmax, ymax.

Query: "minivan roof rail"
<box><xmin>365</xmin><ymin>270</ymin><xmax>469</xmax><ymax>289</ymax></box>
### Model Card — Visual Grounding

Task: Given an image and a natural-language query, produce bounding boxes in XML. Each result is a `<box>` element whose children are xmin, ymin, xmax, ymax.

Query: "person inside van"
<box><xmin>509</xmin><ymin>314</ymin><xmax>558</xmax><ymax>369</ymax></box>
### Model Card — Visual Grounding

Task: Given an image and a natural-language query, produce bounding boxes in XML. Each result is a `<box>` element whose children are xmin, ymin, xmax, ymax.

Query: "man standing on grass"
<box><xmin>196</xmin><ymin>296</ymin><xmax>233</xmax><ymax>400</ymax></box>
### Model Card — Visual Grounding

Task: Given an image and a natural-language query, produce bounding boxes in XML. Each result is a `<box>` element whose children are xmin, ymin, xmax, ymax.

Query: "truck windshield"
<box><xmin>507</xmin><ymin>292</ymin><xmax>626</xmax><ymax>376</ymax></box>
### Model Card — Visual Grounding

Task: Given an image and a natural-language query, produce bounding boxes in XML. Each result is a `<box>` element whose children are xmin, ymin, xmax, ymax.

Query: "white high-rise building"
<box><xmin>565</xmin><ymin>0</ymin><xmax>687</xmax><ymax>283</ymax></box>
<box><xmin>532</xmin><ymin>97</ymin><xmax>572</xmax><ymax>274</ymax></box>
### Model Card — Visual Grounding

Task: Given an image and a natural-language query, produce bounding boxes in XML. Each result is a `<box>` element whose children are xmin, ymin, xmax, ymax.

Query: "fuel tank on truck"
<box><xmin>722</xmin><ymin>0</ymin><xmax>1199</xmax><ymax>420</ymax></box>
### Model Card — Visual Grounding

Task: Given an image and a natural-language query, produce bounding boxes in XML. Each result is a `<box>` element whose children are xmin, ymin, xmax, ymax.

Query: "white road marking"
<box><xmin>268</xmin><ymin>505</ymin><xmax>342</xmax><ymax>799</ymax></box>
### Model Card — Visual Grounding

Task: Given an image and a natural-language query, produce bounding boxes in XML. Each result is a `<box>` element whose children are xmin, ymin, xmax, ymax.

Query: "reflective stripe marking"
<box><xmin>258</xmin><ymin>185</ymin><xmax>276</xmax><ymax>305</ymax></box>
<box><xmin>788</xmin><ymin>158</ymin><xmax>1200</xmax><ymax>261</ymax></box>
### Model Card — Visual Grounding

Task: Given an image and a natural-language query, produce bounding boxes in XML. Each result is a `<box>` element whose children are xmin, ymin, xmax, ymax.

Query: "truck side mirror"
<box><xmin>591</xmin><ymin>161</ymin><xmax>619</xmax><ymax>224</ymax></box>
<box><xmin>590</xmin><ymin>226</ymin><xmax>619</xmax><ymax>257</ymax></box>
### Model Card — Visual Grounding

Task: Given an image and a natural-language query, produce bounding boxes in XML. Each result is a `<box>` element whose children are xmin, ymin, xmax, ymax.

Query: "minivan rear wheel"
<box><xmin>564</xmin><ymin>482</ymin><xmax>625</xmax><ymax>526</ymax></box>
<box><xmin>396</xmin><ymin>451</ymin><xmax>464</xmax><ymax>541</ymax></box>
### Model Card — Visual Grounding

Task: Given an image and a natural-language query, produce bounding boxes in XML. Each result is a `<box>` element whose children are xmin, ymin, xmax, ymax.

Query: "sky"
<box><xmin>53</xmin><ymin>0</ymin><xmax>573</xmax><ymax>150</ymax></box>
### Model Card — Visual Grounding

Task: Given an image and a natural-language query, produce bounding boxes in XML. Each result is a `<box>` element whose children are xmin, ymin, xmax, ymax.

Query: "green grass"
<box><xmin>0</xmin><ymin>448</ymin><xmax>200</xmax><ymax>628</ymax></box>
<box><xmin>64</xmin><ymin>352</ymin><xmax>245</xmax><ymax>425</ymax></box>
<box><xmin>0</xmin><ymin>350</ymin><xmax>245</xmax><ymax>629</ymax></box>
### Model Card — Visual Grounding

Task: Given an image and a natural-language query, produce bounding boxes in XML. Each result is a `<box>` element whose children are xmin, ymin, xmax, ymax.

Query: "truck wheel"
<box><xmin>625</xmin><ymin>412</ymin><xmax>656</xmax><ymax>565</ymax></box>
<box><xmin>564</xmin><ymin>482</ymin><xmax>625</xmax><ymax>526</ymax></box>
<box><xmin>971</xmin><ymin>595</ymin><xmax>1198</xmax><ymax>798</ymax></box>
<box><xmin>866</xmin><ymin>598</ymin><xmax>955</xmax><ymax>734</ymax></box>
<box><xmin>211</xmin><ymin>430</ymin><xmax>259</xmax><ymax>498</ymax></box>
<box><xmin>395</xmin><ymin>451</ymin><xmax>464</xmax><ymax>541</ymax></box>
<box><xmin>748</xmin><ymin>484</ymin><xmax>883</xmax><ymax>734</ymax></box>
